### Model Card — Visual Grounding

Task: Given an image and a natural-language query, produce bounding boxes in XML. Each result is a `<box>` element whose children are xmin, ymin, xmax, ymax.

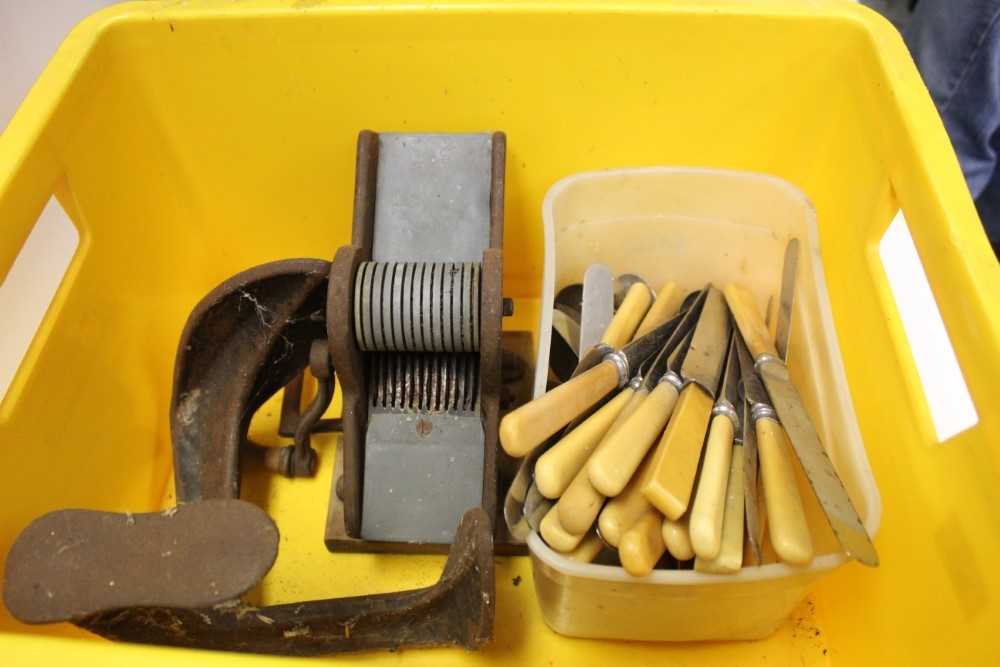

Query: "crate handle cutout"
<box><xmin>0</xmin><ymin>196</ymin><xmax>78</xmax><ymax>408</ymax></box>
<box><xmin>879</xmin><ymin>210</ymin><xmax>978</xmax><ymax>442</ymax></box>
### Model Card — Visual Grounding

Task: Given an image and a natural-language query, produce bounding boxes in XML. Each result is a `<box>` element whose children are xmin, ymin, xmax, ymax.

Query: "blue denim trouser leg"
<box><xmin>904</xmin><ymin>0</ymin><xmax>1000</xmax><ymax>252</ymax></box>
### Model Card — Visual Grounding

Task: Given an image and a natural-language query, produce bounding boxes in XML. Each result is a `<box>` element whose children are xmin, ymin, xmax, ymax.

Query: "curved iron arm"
<box><xmin>171</xmin><ymin>259</ymin><xmax>330</xmax><ymax>501</ymax></box>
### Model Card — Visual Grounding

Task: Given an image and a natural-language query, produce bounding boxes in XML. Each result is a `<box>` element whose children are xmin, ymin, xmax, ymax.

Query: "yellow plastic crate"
<box><xmin>0</xmin><ymin>1</ymin><xmax>997</xmax><ymax>665</ymax></box>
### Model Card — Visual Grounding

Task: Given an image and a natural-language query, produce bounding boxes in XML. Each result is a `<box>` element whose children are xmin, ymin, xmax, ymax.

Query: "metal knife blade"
<box><xmin>774</xmin><ymin>239</ymin><xmax>799</xmax><ymax>361</ymax></box>
<box><xmin>554</xmin><ymin>283</ymin><xmax>584</xmax><ymax>323</ymax></box>
<box><xmin>664</xmin><ymin>326</ymin><xmax>695</xmax><ymax>380</ymax></box>
<box><xmin>735</xmin><ymin>332</ymin><xmax>767</xmax><ymax>566</ymax></box>
<box><xmin>736</xmin><ymin>335</ymin><xmax>771</xmax><ymax>409</ymax></box>
<box><xmin>757</xmin><ymin>237</ymin><xmax>877</xmax><ymax>566</ymax></box>
<box><xmin>638</xmin><ymin>288</ymin><xmax>707</xmax><ymax>390</ymax></box>
<box><xmin>523</xmin><ymin>484</ymin><xmax>553</xmax><ymax>532</ymax></box>
<box><xmin>679</xmin><ymin>287</ymin><xmax>731</xmax><ymax>396</ymax></box>
<box><xmin>741</xmin><ymin>396</ymin><xmax>762</xmax><ymax>564</ymax></box>
<box><xmin>580</xmin><ymin>264</ymin><xmax>614</xmax><ymax>353</ymax></box>
<box><xmin>502</xmin><ymin>457</ymin><xmax>534</xmax><ymax>540</ymax></box>
<box><xmin>758</xmin><ymin>360</ymin><xmax>879</xmax><ymax>566</ymax></box>
<box><xmin>717</xmin><ymin>332</ymin><xmax>743</xmax><ymax>414</ymax></box>
<box><xmin>549</xmin><ymin>309</ymin><xmax>581</xmax><ymax>380</ymax></box>
<box><xmin>616</xmin><ymin>307</ymin><xmax>689</xmax><ymax>378</ymax></box>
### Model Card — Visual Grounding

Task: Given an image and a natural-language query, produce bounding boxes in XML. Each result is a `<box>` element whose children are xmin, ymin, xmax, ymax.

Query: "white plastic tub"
<box><xmin>528</xmin><ymin>167</ymin><xmax>881</xmax><ymax>641</ymax></box>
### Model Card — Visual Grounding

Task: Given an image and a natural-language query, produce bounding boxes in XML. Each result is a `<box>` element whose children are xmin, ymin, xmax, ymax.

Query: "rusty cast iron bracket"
<box><xmin>3</xmin><ymin>258</ymin><xmax>495</xmax><ymax>654</ymax></box>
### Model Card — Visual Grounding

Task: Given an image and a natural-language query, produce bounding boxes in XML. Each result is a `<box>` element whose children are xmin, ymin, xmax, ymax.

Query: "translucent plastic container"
<box><xmin>529</xmin><ymin>167</ymin><xmax>881</xmax><ymax>641</ymax></box>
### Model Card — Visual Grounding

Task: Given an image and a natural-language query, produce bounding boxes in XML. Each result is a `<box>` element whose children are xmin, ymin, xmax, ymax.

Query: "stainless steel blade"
<box><xmin>679</xmin><ymin>287</ymin><xmax>731</xmax><ymax>396</ymax></box>
<box><xmin>618</xmin><ymin>306</ymin><xmax>690</xmax><ymax>376</ymax></box>
<box><xmin>638</xmin><ymin>288</ymin><xmax>707</xmax><ymax>389</ymax></box>
<box><xmin>741</xmin><ymin>398</ymin><xmax>762</xmax><ymax>564</ymax></box>
<box><xmin>774</xmin><ymin>238</ymin><xmax>799</xmax><ymax>361</ymax></box>
<box><xmin>549</xmin><ymin>309</ymin><xmax>581</xmax><ymax>380</ymax></box>
<box><xmin>758</xmin><ymin>359</ymin><xmax>878</xmax><ymax>566</ymax></box>
<box><xmin>502</xmin><ymin>457</ymin><xmax>532</xmax><ymax>540</ymax></box>
<box><xmin>552</xmin><ymin>308</ymin><xmax>581</xmax><ymax>356</ymax></box>
<box><xmin>717</xmin><ymin>332</ymin><xmax>742</xmax><ymax>418</ymax></box>
<box><xmin>579</xmin><ymin>264</ymin><xmax>614</xmax><ymax>353</ymax></box>
<box><xmin>554</xmin><ymin>283</ymin><xmax>584</xmax><ymax>323</ymax></box>
<box><xmin>523</xmin><ymin>484</ymin><xmax>553</xmax><ymax>532</ymax></box>
<box><xmin>664</xmin><ymin>327</ymin><xmax>695</xmax><ymax>380</ymax></box>
<box><xmin>736</xmin><ymin>334</ymin><xmax>771</xmax><ymax>408</ymax></box>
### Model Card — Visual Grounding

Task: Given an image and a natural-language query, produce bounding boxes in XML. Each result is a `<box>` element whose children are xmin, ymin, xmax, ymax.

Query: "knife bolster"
<box><xmin>754</xmin><ymin>353</ymin><xmax>785</xmax><ymax>372</ymax></box>
<box><xmin>604</xmin><ymin>349</ymin><xmax>630</xmax><ymax>386</ymax></box>
<box><xmin>711</xmin><ymin>400</ymin><xmax>739</xmax><ymax>428</ymax></box>
<box><xmin>660</xmin><ymin>370</ymin><xmax>684</xmax><ymax>390</ymax></box>
<box><xmin>751</xmin><ymin>403</ymin><xmax>777</xmax><ymax>422</ymax></box>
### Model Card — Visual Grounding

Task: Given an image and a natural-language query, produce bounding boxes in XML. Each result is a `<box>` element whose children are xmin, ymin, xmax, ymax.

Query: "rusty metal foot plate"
<box><xmin>4</xmin><ymin>500</ymin><xmax>278</xmax><ymax>624</ymax></box>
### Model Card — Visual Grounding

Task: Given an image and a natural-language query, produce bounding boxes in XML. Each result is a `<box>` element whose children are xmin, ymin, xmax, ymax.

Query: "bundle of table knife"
<box><xmin>500</xmin><ymin>241</ymin><xmax>878</xmax><ymax>576</ymax></box>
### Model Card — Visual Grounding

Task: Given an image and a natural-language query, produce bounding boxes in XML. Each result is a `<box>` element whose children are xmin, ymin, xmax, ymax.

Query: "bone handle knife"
<box><xmin>641</xmin><ymin>288</ymin><xmax>729</xmax><ymax>521</ymax></box>
<box><xmin>724</xmin><ymin>284</ymin><xmax>778</xmax><ymax>360</ymax></box>
<box><xmin>642</xmin><ymin>385</ymin><xmax>715</xmax><ymax>520</ymax></box>
<box><xmin>601</xmin><ymin>282</ymin><xmax>652</xmax><ymax>348</ymax></box>
<box><xmin>587</xmin><ymin>380</ymin><xmax>681</xmax><ymax>497</ymax></box>
<box><xmin>553</xmin><ymin>386</ymin><xmax>648</xmax><ymax>535</ymax></box>
<box><xmin>661</xmin><ymin>513</ymin><xmax>695</xmax><ymax>561</ymax></box>
<box><xmin>619</xmin><ymin>508</ymin><xmax>667</xmax><ymax>577</ymax></box>
<box><xmin>598</xmin><ymin>452</ymin><xmax>655</xmax><ymax>547</ymax></box>
<box><xmin>756</xmin><ymin>418</ymin><xmax>813</xmax><ymax>564</ymax></box>
<box><xmin>500</xmin><ymin>288</ymin><xmax>661</xmax><ymax>457</ymax></box>
<box><xmin>499</xmin><ymin>360</ymin><xmax>622</xmax><ymax>457</ymax></box>
<box><xmin>562</xmin><ymin>530</ymin><xmax>606</xmax><ymax>563</ymax></box>
<box><xmin>689</xmin><ymin>413</ymin><xmax>734</xmax><ymax>560</ymax></box>
<box><xmin>539</xmin><ymin>504</ymin><xmax>587</xmax><ymax>553</ymax></box>
<box><xmin>547</xmin><ymin>290</ymin><xmax>690</xmax><ymax>534</ymax></box>
<box><xmin>534</xmin><ymin>385</ymin><xmax>636</xmax><ymax>499</ymax></box>
<box><xmin>694</xmin><ymin>440</ymin><xmax>745</xmax><ymax>573</ymax></box>
<box><xmin>633</xmin><ymin>282</ymin><xmax>682</xmax><ymax>340</ymax></box>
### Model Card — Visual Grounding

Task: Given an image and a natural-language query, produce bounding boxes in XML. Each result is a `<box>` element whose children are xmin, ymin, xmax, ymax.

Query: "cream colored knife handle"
<box><xmin>554</xmin><ymin>386</ymin><xmax>650</xmax><ymax>534</ymax></box>
<box><xmin>499</xmin><ymin>359</ymin><xmax>620</xmax><ymax>457</ymax></box>
<box><xmin>634</xmin><ymin>282</ymin><xmax>682</xmax><ymax>339</ymax></box>
<box><xmin>609</xmin><ymin>385</ymin><xmax>650</xmax><ymax>431</ymax></box>
<box><xmin>722</xmin><ymin>283</ymin><xmax>777</xmax><ymax>360</ymax></box>
<box><xmin>642</xmin><ymin>385</ymin><xmax>715</xmax><ymax>520</ymax></box>
<box><xmin>695</xmin><ymin>443</ymin><xmax>745</xmax><ymax>574</ymax></box>
<box><xmin>689</xmin><ymin>413</ymin><xmax>735</xmax><ymax>560</ymax></box>
<box><xmin>601</xmin><ymin>283</ymin><xmax>652</xmax><ymax>349</ymax></box>
<box><xmin>556</xmin><ymin>468</ymin><xmax>606</xmax><ymax>536</ymax></box>
<box><xmin>598</xmin><ymin>454</ymin><xmax>654</xmax><ymax>547</ymax></box>
<box><xmin>535</xmin><ymin>387</ymin><xmax>634</xmax><ymax>498</ymax></box>
<box><xmin>661</xmin><ymin>514</ymin><xmax>694</xmax><ymax>561</ymax></box>
<box><xmin>563</xmin><ymin>531</ymin><xmax>605</xmax><ymax>563</ymax></box>
<box><xmin>757</xmin><ymin>418</ymin><xmax>813</xmax><ymax>565</ymax></box>
<box><xmin>588</xmin><ymin>381</ymin><xmax>680</xmax><ymax>497</ymax></box>
<box><xmin>620</xmin><ymin>509</ymin><xmax>666</xmax><ymax>577</ymax></box>
<box><xmin>540</xmin><ymin>505</ymin><xmax>587</xmax><ymax>553</ymax></box>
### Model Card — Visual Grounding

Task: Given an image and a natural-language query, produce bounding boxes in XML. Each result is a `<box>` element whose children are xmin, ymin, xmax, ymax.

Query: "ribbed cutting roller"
<box><xmin>369</xmin><ymin>352</ymin><xmax>480</xmax><ymax>413</ymax></box>
<box><xmin>354</xmin><ymin>261</ymin><xmax>481</xmax><ymax>353</ymax></box>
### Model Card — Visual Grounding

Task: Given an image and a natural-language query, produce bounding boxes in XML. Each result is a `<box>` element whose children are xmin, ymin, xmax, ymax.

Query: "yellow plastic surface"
<box><xmin>0</xmin><ymin>0</ymin><xmax>998</xmax><ymax>665</ymax></box>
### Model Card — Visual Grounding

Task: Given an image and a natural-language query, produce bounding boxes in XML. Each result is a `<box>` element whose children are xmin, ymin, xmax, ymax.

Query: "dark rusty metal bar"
<box><xmin>77</xmin><ymin>508</ymin><xmax>494</xmax><ymax>655</ymax></box>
